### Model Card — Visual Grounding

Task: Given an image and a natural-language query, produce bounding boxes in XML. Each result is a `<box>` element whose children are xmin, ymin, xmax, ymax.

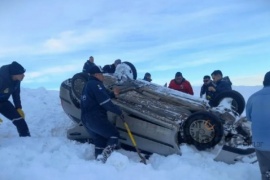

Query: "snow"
<box><xmin>0</xmin><ymin>86</ymin><xmax>263</xmax><ymax>180</ymax></box>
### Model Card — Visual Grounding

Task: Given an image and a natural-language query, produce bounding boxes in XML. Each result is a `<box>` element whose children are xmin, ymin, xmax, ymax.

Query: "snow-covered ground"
<box><xmin>0</xmin><ymin>86</ymin><xmax>263</xmax><ymax>180</ymax></box>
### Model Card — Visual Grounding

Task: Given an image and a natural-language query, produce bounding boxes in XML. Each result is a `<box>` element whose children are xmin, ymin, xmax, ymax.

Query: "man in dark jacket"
<box><xmin>0</xmin><ymin>61</ymin><xmax>30</xmax><ymax>137</ymax></box>
<box><xmin>168</xmin><ymin>72</ymin><xmax>194</xmax><ymax>95</ymax></box>
<box><xmin>246</xmin><ymin>71</ymin><xmax>270</xmax><ymax>180</ymax></box>
<box><xmin>143</xmin><ymin>72</ymin><xmax>152</xmax><ymax>82</ymax></box>
<box><xmin>208</xmin><ymin>70</ymin><xmax>232</xmax><ymax>105</ymax></box>
<box><xmin>103</xmin><ymin>59</ymin><xmax>121</xmax><ymax>73</ymax></box>
<box><xmin>81</xmin><ymin>65</ymin><xmax>123</xmax><ymax>163</ymax></box>
<box><xmin>200</xmin><ymin>75</ymin><xmax>215</xmax><ymax>100</ymax></box>
<box><xmin>82</xmin><ymin>56</ymin><xmax>95</xmax><ymax>74</ymax></box>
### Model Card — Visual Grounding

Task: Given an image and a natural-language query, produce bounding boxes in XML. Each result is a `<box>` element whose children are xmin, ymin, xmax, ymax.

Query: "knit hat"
<box><xmin>263</xmin><ymin>71</ymin><xmax>270</xmax><ymax>86</ymax></box>
<box><xmin>9</xmin><ymin>61</ymin><xmax>26</xmax><ymax>75</ymax></box>
<box><xmin>114</xmin><ymin>59</ymin><xmax>121</xmax><ymax>65</ymax></box>
<box><xmin>89</xmin><ymin>65</ymin><xmax>104</xmax><ymax>75</ymax></box>
<box><xmin>175</xmin><ymin>72</ymin><xmax>182</xmax><ymax>77</ymax></box>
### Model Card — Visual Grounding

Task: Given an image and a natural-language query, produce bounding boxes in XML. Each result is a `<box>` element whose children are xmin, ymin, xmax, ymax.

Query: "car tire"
<box><xmin>71</xmin><ymin>72</ymin><xmax>89</xmax><ymax>103</ymax></box>
<box><xmin>211</xmin><ymin>90</ymin><xmax>245</xmax><ymax>115</ymax></box>
<box><xmin>183</xmin><ymin>111</ymin><xmax>223</xmax><ymax>151</ymax></box>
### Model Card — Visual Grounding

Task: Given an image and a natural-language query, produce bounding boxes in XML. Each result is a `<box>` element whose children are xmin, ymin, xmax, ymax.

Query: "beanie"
<box><xmin>9</xmin><ymin>61</ymin><xmax>26</xmax><ymax>75</ymax></box>
<box><xmin>263</xmin><ymin>71</ymin><xmax>270</xmax><ymax>87</ymax></box>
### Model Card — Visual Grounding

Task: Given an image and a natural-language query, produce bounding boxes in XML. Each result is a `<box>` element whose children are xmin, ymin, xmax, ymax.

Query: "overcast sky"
<box><xmin>0</xmin><ymin>0</ymin><xmax>270</xmax><ymax>90</ymax></box>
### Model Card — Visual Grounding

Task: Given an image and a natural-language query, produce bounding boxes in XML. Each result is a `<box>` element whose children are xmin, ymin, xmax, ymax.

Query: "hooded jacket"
<box><xmin>0</xmin><ymin>65</ymin><xmax>22</xmax><ymax>109</ymax></box>
<box><xmin>168</xmin><ymin>78</ymin><xmax>194</xmax><ymax>95</ymax></box>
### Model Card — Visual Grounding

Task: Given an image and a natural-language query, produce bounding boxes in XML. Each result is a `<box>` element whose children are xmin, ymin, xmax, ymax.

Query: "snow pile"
<box><xmin>0</xmin><ymin>86</ymin><xmax>263</xmax><ymax>180</ymax></box>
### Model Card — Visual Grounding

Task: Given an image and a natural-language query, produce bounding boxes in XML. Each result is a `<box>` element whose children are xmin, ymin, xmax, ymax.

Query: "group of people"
<box><xmin>1</xmin><ymin>59</ymin><xmax>270</xmax><ymax>178</ymax></box>
<box><xmin>143</xmin><ymin>70</ymin><xmax>232</xmax><ymax>107</ymax></box>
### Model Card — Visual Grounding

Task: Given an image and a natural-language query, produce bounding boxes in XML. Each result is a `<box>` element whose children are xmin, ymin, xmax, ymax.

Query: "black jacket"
<box><xmin>103</xmin><ymin>64</ymin><xmax>116</xmax><ymax>73</ymax></box>
<box><xmin>81</xmin><ymin>76</ymin><xmax>122</xmax><ymax>123</ymax></box>
<box><xmin>200</xmin><ymin>81</ymin><xmax>215</xmax><ymax>100</ymax></box>
<box><xmin>82</xmin><ymin>61</ymin><xmax>95</xmax><ymax>74</ymax></box>
<box><xmin>0</xmin><ymin>65</ymin><xmax>22</xmax><ymax>108</ymax></box>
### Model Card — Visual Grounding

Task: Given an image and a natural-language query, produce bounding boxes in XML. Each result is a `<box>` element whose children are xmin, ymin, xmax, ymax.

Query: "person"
<box><xmin>80</xmin><ymin>65</ymin><xmax>123</xmax><ymax>163</ymax></box>
<box><xmin>0</xmin><ymin>61</ymin><xmax>30</xmax><ymax>137</ymax></box>
<box><xmin>246</xmin><ymin>71</ymin><xmax>270</xmax><ymax>180</ymax></box>
<box><xmin>200</xmin><ymin>75</ymin><xmax>215</xmax><ymax>100</ymax></box>
<box><xmin>103</xmin><ymin>59</ymin><xmax>121</xmax><ymax>73</ymax></box>
<box><xmin>168</xmin><ymin>72</ymin><xmax>194</xmax><ymax>95</ymax></box>
<box><xmin>143</xmin><ymin>72</ymin><xmax>152</xmax><ymax>82</ymax></box>
<box><xmin>208</xmin><ymin>70</ymin><xmax>232</xmax><ymax>105</ymax></box>
<box><xmin>82</xmin><ymin>56</ymin><xmax>95</xmax><ymax>74</ymax></box>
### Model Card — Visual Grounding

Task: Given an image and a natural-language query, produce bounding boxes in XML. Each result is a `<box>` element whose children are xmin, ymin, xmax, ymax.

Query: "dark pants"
<box><xmin>0</xmin><ymin>101</ymin><xmax>30</xmax><ymax>137</ymax></box>
<box><xmin>256</xmin><ymin>149</ymin><xmax>270</xmax><ymax>180</ymax></box>
<box><xmin>82</xmin><ymin>113</ymin><xmax>119</xmax><ymax>157</ymax></box>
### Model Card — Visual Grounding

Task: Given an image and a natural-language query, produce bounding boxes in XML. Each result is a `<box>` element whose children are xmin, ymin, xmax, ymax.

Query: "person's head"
<box><xmin>175</xmin><ymin>72</ymin><xmax>183</xmax><ymax>83</ymax></box>
<box><xmin>211</xmin><ymin>70</ymin><xmax>223</xmax><ymax>83</ymax></box>
<box><xmin>144</xmin><ymin>72</ymin><xmax>152</xmax><ymax>82</ymax></box>
<box><xmin>114</xmin><ymin>59</ymin><xmax>121</xmax><ymax>67</ymax></box>
<box><xmin>89</xmin><ymin>66</ymin><xmax>104</xmax><ymax>81</ymax></box>
<box><xmin>203</xmin><ymin>75</ymin><xmax>211</xmax><ymax>84</ymax></box>
<box><xmin>263</xmin><ymin>71</ymin><xmax>270</xmax><ymax>87</ymax></box>
<box><xmin>9</xmin><ymin>61</ymin><xmax>25</xmax><ymax>81</ymax></box>
<box><xmin>89</xmin><ymin>56</ymin><xmax>94</xmax><ymax>63</ymax></box>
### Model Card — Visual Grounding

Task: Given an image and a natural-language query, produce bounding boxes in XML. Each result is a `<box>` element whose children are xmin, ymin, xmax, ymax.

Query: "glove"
<box><xmin>17</xmin><ymin>108</ymin><xmax>25</xmax><ymax>119</ymax></box>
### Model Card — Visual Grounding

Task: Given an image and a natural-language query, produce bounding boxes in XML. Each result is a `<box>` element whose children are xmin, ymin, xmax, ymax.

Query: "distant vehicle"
<box><xmin>60</xmin><ymin>62</ymin><xmax>255</xmax><ymax>164</ymax></box>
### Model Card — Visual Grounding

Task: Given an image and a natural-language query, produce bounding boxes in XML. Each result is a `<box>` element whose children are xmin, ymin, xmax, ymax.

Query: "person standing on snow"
<box><xmin>82</xmin><ymin>56</ymin><xmax>96</xmax><ymax>74</ymax></box>
<box><xmin>0</xmin><ymin>61</ymin><xmax>30</xmax><ymax>137</ymax></box>
<box><xmin>208</xmin><ymin>70</ymin><xmax>232</xmax><ymax>105</ymax></box>
<box><xmin>246</xmin><ymin>71</ymin><xmax>270</xmax><ymax>180</ymax></box>
<box><xmin>143</xmin><ymin>72</ymin><xmax>152</xmax><ymax>82</ymax></box>
<box><xmin>103</xmin><ymin>59</ymin><xmax>121</xmax><ymax>73</ymax></box>
<box><xmin>200</xmin><ymin>75</ymin><xmax>215</xmax><ymax>100</ymax></box>
<box><xmin>80</xmin><ymin>65</ymin><xmax>123</xmax><ymax>163</ymax></box>
<box><xmin>168</xmin><ymin>72</ymin><xmax>194</xmax><ymax>95</ymax></box>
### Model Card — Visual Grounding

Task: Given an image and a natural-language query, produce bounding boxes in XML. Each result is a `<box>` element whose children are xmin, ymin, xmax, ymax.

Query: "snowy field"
<box><xmin>0</xmin><ymin>85</ymin><xmax>263</xmax><ymax>180</ymax></box>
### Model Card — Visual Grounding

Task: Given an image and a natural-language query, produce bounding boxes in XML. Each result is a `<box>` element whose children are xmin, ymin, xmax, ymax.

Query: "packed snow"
<box><xmin>0</xmin><ymin>86</ymin><xmax>263</xmax><ymax>180</ymax></box>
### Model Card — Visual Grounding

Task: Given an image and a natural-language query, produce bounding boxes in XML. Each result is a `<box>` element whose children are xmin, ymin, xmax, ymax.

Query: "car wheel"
<box><xmin>211</xmin><ymin>90</ymin><xmax>245</xmax><ymax>115</ymax></box>
<box><xmin>183</xmin><ymin>111</ymin><xmax>223</xmax><ymax>150</ymax></box>
<box><xmin>71</xmin><ymin>72</ymin><xmax>89</xmax><ymax>102</ymax></box>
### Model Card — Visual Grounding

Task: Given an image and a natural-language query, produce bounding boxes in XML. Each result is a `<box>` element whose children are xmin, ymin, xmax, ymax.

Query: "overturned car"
<box><xmin>60</xmin><ymin>62</ymin><xmax>256</xmax><ymax>164</ymax></box>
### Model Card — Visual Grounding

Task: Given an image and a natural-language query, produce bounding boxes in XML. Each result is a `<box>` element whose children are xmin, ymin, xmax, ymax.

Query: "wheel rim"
<box><xmin>189</xmin><ymin>119</ymin><xmax>215</xmax><ymax>143</ymax></box>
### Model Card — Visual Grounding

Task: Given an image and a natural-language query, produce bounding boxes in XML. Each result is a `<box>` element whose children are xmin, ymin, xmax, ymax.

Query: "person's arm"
<box><xmin>93</xmin><ymin>83</ymin><xmax>122</xmax><ymax>115</ymax></box>
<box><xmin>12</xmin><ymin>83</ymin><xmax>22</xmax><ymax>109</ymax></box>
<box><xmin>186</xmin><ymin>81</ymin><xmax>194</xmax><ymax>95</ymax></box>
<box><xmin>200</xmin><ymin>85</ymin><xmax>205</xmax><ymax>97</ymax></box>
<box><xmin>246</xmin><ymin>97</ymin><xmax>253</xmax><ymax>122</ymax></box>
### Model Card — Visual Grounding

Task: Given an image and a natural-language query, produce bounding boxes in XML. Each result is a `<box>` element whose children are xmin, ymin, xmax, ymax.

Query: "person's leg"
<box><xmin>255</xmin><ymin>149</ymin><xmax>270</xmax><ymax>180</ymax></box>
<box><xmin>0</xmin><ymin>101</ymin><xmax>30</xmax><ymax>137</ymax></box>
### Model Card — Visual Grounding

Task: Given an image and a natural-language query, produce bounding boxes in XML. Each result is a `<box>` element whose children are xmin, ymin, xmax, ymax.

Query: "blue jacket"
<box><xmin>246</xmin><ymin>86</ymin><xmax>270</xmax><ymax>151</ymax></box>
<box><xmin>81</xmin><ymin>76</ymin><xmax>122</xmax><ymax>123</ymax></box>
<box><xmin>0</xmin><ymin>65</ymin><xmax>22</xmax><ymax>109</ymax></box>
<box><xmin>82</xmin><ymin>61</ymin><xmax>95</xmax><ymax>74</ymax></box>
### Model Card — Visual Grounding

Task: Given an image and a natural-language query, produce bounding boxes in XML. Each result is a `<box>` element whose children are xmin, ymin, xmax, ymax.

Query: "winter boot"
<box><xmin>96</xmin><ymin>145</ymin><xmax>116</xmax><ymax>163</ymax></box>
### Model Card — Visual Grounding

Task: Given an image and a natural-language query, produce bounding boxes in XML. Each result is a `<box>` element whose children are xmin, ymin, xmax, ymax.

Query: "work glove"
<box><xmin>17</xmin><ymin>108</ymin><xmax>25</xmax><ymax>119</ymax></box>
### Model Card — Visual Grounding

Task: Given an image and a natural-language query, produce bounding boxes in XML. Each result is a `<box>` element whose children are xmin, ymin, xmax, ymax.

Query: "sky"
<box><xmin>0</xmin><ymin>86</ymin><xmax>263</xmax><ymax>180</ymax></box>
<box><xmin>0</xmin><ymin>0</ymin><xmax>270</xmax><ymax>90</ymax></box>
